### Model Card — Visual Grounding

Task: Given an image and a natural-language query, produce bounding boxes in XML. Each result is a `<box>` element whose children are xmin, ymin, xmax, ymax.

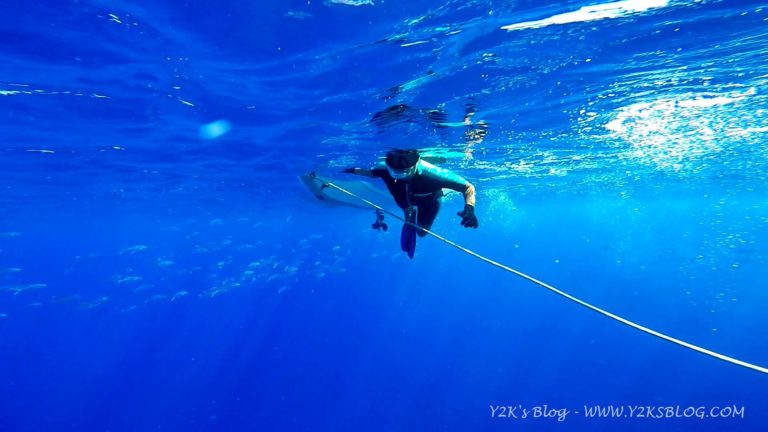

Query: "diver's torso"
<box><xmin>373</xmin><ymin>160</ymin><xmax>465</xmax><ymax>209</ymax></box>
<box><xmin>383</xmin><ymin>178</ymin><xmax>444</xmax><ymax>208</ymax></box>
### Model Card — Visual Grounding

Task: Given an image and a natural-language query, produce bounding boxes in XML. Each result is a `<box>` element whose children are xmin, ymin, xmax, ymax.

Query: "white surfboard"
<box><xmin>299</xmin><ymin>172</ymin><xmax>394</xmax><ymax>210</ymax></box>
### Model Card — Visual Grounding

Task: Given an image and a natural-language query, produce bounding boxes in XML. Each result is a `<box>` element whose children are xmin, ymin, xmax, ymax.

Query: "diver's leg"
<box><xmin>416</xmin><ymin>199</ymin><xmax>441</xmax><ymax>237</ymax></box>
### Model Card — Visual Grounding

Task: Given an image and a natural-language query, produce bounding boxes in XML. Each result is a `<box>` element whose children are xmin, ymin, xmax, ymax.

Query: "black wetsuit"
<box><xmin>371</xmin><ymin>160</ymin><xmax>469</xmax><ymax>236</ymax></box>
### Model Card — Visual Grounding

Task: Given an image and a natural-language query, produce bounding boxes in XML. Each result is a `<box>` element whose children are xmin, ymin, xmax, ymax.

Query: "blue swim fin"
<box><xmin>400</xmin><ymin>207</ymin><xmax>417</xmax><ymax>259</ymax></box>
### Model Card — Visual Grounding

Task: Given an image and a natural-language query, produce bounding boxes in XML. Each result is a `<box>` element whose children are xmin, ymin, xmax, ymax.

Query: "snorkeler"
<box><xmin>342</xmin><ymin>149</ymin><xmax>478</xmax><ymax>259</ymax></box>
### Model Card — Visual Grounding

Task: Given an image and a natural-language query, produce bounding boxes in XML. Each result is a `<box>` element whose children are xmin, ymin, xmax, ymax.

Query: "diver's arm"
<box><xmin>343</xmin><ymin>160</ymin><xmax>387</xmax><ymax>178</ymax></box>
<box><xmin>453</xmin><ymin>181</ymin><xmax>478</xmax><ymax>228</ymax></box>
<box><xmin>422</xmin><ymin>163</ymin><xmax>479</xmax><ymax>228</ymax></box>
<box><xmin>442</xmin><ymin>178</ymin><xmax>476</xmax><ymax>207</ymax></box>
<box><xmin>463</xmin><ymin>182</ymin><xmax>476</xmax><ymax>207</ymax></box>
<box><xmin>342</xmin><ymin>167</ymin><xmax>376</xmax><ymax>178</ymax></box>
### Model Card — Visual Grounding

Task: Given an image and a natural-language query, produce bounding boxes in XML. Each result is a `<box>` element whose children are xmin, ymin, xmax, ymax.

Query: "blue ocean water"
<box><xmin>1</xmin><ymin>0</ymin><xmax>767</xmax><ymax>430</ymax></box>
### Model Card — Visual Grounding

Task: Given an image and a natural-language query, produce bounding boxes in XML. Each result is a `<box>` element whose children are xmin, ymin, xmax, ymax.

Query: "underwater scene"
<box><xmin>1</xmin><ymin>0</ymin><xmax>767</xmax><ymax>431</ymax></box>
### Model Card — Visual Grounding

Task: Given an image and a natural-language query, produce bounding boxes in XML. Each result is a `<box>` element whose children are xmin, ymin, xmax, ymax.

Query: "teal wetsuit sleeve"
<box><xmin>420</xmin><ymin>162</ymin><xmax>469</xmax><ymax>192</ymax></box>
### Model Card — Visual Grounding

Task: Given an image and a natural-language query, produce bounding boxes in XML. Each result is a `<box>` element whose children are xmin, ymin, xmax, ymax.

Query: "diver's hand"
<box><xmin>457</xmin><ymin>204</ymin><xmax>479</xmax><ymax>228</ymax></box>
<box><xmin>341</xmin><ymin>168</ymin><xmax>357</xmax><ymax>174</ymax></box>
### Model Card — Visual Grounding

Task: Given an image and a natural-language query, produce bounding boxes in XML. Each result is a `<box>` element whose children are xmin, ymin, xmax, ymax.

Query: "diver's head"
<box><xmin>385</xmin><ymin>149</ymin><xmax>420</xmax><ymax>180</ymax></box>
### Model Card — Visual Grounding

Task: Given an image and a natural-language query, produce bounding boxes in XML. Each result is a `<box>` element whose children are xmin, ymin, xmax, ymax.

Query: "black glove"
<box><xmin>457</xmin><ymin>204</ymin><xmax>479</xmax><ymax>228</ymax></box>
<box><xmin>341</xmin><ymin>168</ymin><xmax>357</xmax><ymax>174</ymax></box>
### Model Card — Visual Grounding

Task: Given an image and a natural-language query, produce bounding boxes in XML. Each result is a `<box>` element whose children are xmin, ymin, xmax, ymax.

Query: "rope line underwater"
<box><xmin>317</xmin><ymin>176</ymin><xmax>768</xmax><ymax>375</ymax></box>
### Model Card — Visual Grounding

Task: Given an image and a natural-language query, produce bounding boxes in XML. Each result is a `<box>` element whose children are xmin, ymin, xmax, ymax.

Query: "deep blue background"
<box><xmin>1</xmin><ymin>1</ymin><xmax>767</xmax><ymax>431</ymax></box>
